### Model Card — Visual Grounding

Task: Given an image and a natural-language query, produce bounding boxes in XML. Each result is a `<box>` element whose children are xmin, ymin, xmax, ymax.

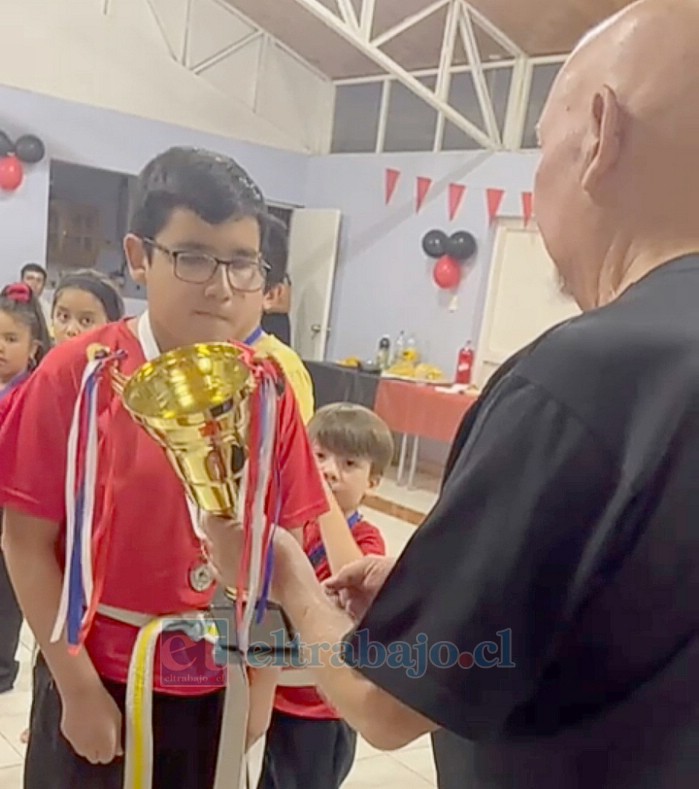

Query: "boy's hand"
<box><xmin>200</xmin><ymin>514</ymin><xmax>314</xmax><ymax>602</ymax></box>
<box><xmin>60</xmin><ymin>683</ymin><xmax>123</xmax><ymax>764</ymax></box>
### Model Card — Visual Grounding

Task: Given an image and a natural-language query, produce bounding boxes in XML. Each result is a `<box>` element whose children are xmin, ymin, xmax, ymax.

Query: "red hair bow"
<box><xmin>3</xmin><ymin>283</ymin><xmax>32</xmax><ymax>303</ymax></box>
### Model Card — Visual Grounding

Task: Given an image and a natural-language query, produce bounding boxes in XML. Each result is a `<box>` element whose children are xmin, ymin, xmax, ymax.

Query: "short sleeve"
<box><xmin>345</xmin><ymin>375</ymin><xmax>619</xmax><ymax>741</ymax></box>
<box><xmin>0</xmin><ymin>348</ymin><xmax>81</xmax><ymax>522</ymax></box>
<box><xmin>354</xmin><ymin>523</ymin><xmax>386</xmax><ymax>558</ymax></box>
<box><xmin>274</xmin><ymin>384</ymin><xmax>328</xmax><ymax>529</ymax></box>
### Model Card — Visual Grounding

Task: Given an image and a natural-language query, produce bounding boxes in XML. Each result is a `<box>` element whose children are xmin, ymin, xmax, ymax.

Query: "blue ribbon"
<box><xmin>66</xmin><ymin>368</ymin><xmax>100</xmax><ymax>646</ymax></box>
<box><xmin>244</xmin><ymin>326</ymin><xmax>264</xmax><ymax>346</ymax></box>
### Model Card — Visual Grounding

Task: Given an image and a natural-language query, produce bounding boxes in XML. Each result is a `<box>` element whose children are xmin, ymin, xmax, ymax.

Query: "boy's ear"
<box><xmin>368</xmin><ymin>475</ymin><xmax>382</xmax><ymax>492</ymax></box>
<box><xmin>124</xmin><ymin>234</ymin><xmax>148</xmax><ymax>287</ymax></box>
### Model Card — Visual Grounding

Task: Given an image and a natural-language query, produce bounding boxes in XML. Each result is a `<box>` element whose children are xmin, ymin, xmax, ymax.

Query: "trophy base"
<box><xmin>211</xmin><ymin>589</ymin><xmax>302</xmax><ymax>668</ymax></box>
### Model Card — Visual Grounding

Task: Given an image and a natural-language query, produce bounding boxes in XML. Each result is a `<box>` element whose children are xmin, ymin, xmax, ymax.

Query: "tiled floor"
<box><xmin>0</xmin><ymin>506</ymin><xmax>437</xmax><ymax>787</ymax></box>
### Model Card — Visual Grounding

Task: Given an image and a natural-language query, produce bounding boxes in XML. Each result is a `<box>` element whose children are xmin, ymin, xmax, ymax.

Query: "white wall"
<box><xmin>0</xmin><ymin>0</ymin><xmax>334</xmax><ymax>154</ymax></box>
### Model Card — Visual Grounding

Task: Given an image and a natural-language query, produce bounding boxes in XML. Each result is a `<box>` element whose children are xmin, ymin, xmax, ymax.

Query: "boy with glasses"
<box><xmin>0</xmin><ymin>147</ymin><xmax>328</xmax><ymax>789</ymax></box>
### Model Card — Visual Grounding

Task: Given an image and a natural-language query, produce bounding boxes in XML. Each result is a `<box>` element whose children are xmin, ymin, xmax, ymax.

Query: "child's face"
<box><xmin>313</xmin><ymin>442</ymin><xmax>379</xmax><ymax>516</ymax></box>
<box><xmin>125</xmin><ymin>209</ymin><xmax>265</xmax><ymax>351</ymax></box>
<box><xmin>0</xmin><ymin>311</ymin><xmax>38</xmax><ymax>384</ymax></box>
<box><xmin>52</xmin><ymin>288</ymin><xmax>110</xmax><ymax>345</ymax></box>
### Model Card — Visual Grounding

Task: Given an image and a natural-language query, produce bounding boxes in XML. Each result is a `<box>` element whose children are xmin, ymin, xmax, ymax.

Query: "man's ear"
<box><xmin>581</xmin><ymin>85</ymin><xmax>623</xmax><ymax>194</ymax></box>
<box><xmin>124</xmin><ymin>234</ymin><xmax>148</xmax><ymax>287</ymax></box>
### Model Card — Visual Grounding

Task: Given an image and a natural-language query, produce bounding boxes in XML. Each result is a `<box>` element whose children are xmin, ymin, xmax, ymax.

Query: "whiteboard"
<box><xmin>475</xmin><ymin>219</ymin><xmax>580</xmax><ymax>386</ymax></box>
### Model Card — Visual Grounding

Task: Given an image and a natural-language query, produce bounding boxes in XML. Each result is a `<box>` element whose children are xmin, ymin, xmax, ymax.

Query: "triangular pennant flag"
<box><xmin>486</xmin><ymin>188</ymin><xmax>505</xmax><ymax>223</ymax></box>
<box><xmin>522</xmin><ymin>191</ymin><xmax>534</xmax><ymax>226</ymax></box>
<box><xmin>385</xmin><ymin>169</ymin><xmax>401</xmax><ymax>205</ymax></box>
<box><xmin>448</xmin><ymin>184</ymin><xmax>467</xmax><ymax>221</ymax></box>
<box><xmin>416</xmin><ymin>177</ymin><xmax>433</xmax><ymax>213</ymax></box>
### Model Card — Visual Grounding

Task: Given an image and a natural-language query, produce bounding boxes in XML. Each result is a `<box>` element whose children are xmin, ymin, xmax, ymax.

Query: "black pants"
<box><xmin>257</xmin><ymin>711</ymin><xmax>357</xmax><ymax>789</ymax></box>
<box><xmin>25</xmin><ymin>655</ymin><xmax>225</xmax><ymax>789</ymax></box>
<box><xmin>0</xmin><ymin>548</ymin><xmax>22</xmax><ymax>693</ymax></box>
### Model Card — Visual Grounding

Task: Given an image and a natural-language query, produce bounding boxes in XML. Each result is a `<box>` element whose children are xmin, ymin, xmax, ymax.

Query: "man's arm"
<box><xmin>284</xmin><ymin>555</ymin><xmax>438</xmax><ymax>750</ymax></box>
<box><xmin>204</xmin><ymin>519</ymin><xmax>436</xmax><ymax>750</ymax></box>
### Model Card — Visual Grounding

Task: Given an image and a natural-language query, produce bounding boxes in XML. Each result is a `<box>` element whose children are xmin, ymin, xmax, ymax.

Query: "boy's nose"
<box><xmin>321</xmin><ymin>457</ymin><xmax>340</xmax><ymax>481</ymax></box>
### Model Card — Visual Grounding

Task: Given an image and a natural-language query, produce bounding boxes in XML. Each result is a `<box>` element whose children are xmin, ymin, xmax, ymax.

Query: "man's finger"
<box><xmin>324</xmin><ymin>558</ymin><xmax>371</xmax><ymax>591</ymax></box>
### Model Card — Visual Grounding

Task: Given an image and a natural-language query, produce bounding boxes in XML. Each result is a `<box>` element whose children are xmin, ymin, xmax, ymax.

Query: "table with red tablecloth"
<box><xmin>374</xmin><ymin>379</ymin><xmax>478</xmax><ymax>487</ymax></box>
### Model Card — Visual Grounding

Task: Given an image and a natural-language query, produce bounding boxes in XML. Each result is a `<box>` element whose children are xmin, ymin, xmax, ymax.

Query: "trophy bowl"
<box><xmin>121</xmin><ymin>343</ymin><xmax>254</xmax><ymax>517</ymax></box>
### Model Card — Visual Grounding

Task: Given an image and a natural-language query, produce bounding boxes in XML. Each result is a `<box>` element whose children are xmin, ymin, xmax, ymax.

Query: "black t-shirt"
<box><xmin>348</xmin><ymin>255</ymin><xmax>699</xmax><ymax>788</ymax></box>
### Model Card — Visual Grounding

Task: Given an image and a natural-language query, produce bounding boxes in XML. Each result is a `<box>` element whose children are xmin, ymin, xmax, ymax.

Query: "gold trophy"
<box><xmin>119</xmin><ymin>343</ymin><xmax>253</xmax><ymax>517</ymax></box>
<box><xmin>116</xmin><ymin>342</ymin><xmax>298</xmax><ymax>658</ymax></box>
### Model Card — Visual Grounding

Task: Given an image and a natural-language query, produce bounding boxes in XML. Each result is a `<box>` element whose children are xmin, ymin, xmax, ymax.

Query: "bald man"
<box><xmin>204</xmin><ymin>2</ymin><xmax>699</xmax><ymax>787</ymax></box>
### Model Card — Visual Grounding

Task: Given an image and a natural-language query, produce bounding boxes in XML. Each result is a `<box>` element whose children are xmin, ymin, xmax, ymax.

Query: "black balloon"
<box><xmin>422</xmin><ymin>229</ymin><xmax>448</xmax><ymax>259</ymax></box>
<box><xmin>15</xmin><ymin>135</ymin><xmax>45</xmax><ymax>164</ymax></box>
<box><xmin>447</xmin><ymin>231</ymin><xmax>477</xmax><ymax>261</ymax></box>
<box><xmin>0</xmin><ymin>131</ymin><xmax>13</xmax><ymax>157</ymax></box>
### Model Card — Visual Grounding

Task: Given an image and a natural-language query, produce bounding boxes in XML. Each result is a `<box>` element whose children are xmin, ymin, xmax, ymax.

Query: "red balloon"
<box><xmin>433</xmin><ymin>255</ymin><xmax>461</xmax><ymax>290</ymax></box>
<box><xmin>0</xmin><ymin>155</ymin><xmax>24</xmax><ymax>191</ymax></box>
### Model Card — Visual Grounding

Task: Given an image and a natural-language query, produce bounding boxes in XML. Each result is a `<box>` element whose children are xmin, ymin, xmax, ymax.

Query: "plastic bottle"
<box><xmin>393</xmin><ymin>331</ymin><xmax>406</xmax><ymax>364</ymax></box>
<box><xmin>405</xmin><ymin>333</ymin><xmax>420</xmax><ymax>363</ymax></box>
<box><xmin>376</xmin><ymin>335</ymin><xmax>391</xmax><ymax>370</ymax></box>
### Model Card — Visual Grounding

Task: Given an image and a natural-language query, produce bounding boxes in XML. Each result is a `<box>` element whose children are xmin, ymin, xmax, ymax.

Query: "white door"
<box><xmin>476</xmin><ymin>219</ymin><xmax>580</xmax><ymax>386</ymax></box>
<box><xmin>287</xmin><ymin>208</ymin><xmax>342</xmax><ymax>361</ymax></box>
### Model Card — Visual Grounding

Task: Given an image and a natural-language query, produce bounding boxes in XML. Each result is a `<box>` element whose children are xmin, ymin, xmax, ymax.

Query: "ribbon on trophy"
<box><xmin>51</xmin><ymin>344</ymin><xmax>126</xmax><ymax>651</ymax></box>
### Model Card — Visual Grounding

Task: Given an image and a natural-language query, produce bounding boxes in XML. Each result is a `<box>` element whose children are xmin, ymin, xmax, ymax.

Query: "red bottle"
<box><xmin>455</xmin><ymin>343</ymin><xmax>474</xmax><ymax>385</ymax></box>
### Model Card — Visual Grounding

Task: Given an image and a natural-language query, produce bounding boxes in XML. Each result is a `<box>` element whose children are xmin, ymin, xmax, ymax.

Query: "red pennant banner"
<box><xmin>385</xmin><ymin>168</ymin><xmax>401</xmax><ymax>205</ymax></box>
<box><xmin>522</xmin><ymin>191</ymin><xmax>534</xmax><ymax>226</ymax></box>
<box><xmin>486</xmin><ymin>188</ymin><xmax>505</xmax><ymax>223</ymax></box>
<box><xmin>448</xmin><ymin>184</ymin><xmax>467</xmax><ymax>221</ymax></box>
<box><xmin>416</xmin><ymin>176</ymin><xmax>432</xmax><ymax>213</ymax></box>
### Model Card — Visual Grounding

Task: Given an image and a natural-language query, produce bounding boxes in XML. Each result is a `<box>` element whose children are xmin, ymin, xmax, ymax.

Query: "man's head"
<box><xmin>124</xmin><ymin>147</ymin><xmax>269</xmax><ymax>351</ymax></box>
<box><xmin>20</xmin><ymin>263</ymin><xmax>47</xmax><ymax>297</ymax></box>
<box><xmin>309</xmin><ymin>403</ymin><xmax>394</xmax><ymax>516</ymax></box>
<box><xmin>535</xmin><ymin>0</ymin><xmax>699</xmax><ymax>310</ymax></box>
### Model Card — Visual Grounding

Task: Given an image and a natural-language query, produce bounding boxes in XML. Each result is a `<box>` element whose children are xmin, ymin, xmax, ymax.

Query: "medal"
<box><xmin>190</xmin><ymin>562</ymin><xmax>214</xmax><ymax>592</ymax></box>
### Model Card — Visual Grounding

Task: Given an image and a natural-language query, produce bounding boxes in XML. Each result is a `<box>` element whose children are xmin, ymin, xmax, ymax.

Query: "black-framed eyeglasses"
<box><xmin>143</xmin><ymin>238</ymin><xmax>270</xmax><ymax>293</ymax></box>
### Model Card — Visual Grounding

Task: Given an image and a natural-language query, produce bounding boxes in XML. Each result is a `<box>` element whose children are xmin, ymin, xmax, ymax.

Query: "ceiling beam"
<box><xmin>359</xmin><ymin>0</ymin><xmax>376</xmax><ymax>40</ymax></box>
<box><xmin>371</xmin><ymin>0</ymin><xmax>450</xmax><ymax>49</ymax></box>
<box><xmin>458</xmin><ymin>1</ymin><xmax>501</xmax><ymax>145</ymax></box>
<box><xmin>289</xmin><ymin>0</ymin><xmax>498</xmax><ymax>149</ymax></box>
<box><xmin>337</xmin><ymin>0</ymin><xmax>359</xmax><ymax>30</ymax></box>
<box><xmin>463</xmin><ymin>1</ymin><xmax>526</xmax><ymax>58</ymax></box>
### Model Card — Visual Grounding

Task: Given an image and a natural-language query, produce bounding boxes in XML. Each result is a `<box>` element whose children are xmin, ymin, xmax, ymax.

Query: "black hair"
<box><xmin>309</xmin><ymin>403</ymin><xmax>395</xmax><ymax>478</ymax></box>
<box><xmin>0</xmin><ymin>283</ymin><xmax>52</xmax><ymax>367</ymax></box>
<box><xmin>261</xmin><ymin>214</ymin><xmax>290</xmax><ymax>292</ymax></box>
<box><xmin>20</xmin><ymin>262</ymin><xmax>47</xmax><ymax>282</ymax></box>
<box><xmin>53</xmin><ymin>269</ymin><xmax>125</xmax><ymax>322</ymax></box>
<box><xmin>128</xmin><ymin>147</ymin><xmax>268</xmax><ymax>242</ymax></box>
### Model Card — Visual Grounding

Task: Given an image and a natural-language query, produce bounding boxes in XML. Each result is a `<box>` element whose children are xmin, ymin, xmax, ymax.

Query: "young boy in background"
<box><xmin>256</xmin><ymin>403</ymin><xmax>394</xmax><ymax>789</ymax></box>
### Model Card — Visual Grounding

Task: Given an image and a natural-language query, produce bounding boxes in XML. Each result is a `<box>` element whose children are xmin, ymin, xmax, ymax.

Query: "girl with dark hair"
<box><xmin>0</xmin><ymin>282</ymin><xmax>50</xmax><ymax>698</ymax></box>
<box><xmin>51</xmin><ymin>269</ymin><xmax>125</xmax><ymax>345</ymax></box>
<box><xmin>0</xmin><ymin>282</ymin><xmax>50</xmax><ymax>398</ymax></box>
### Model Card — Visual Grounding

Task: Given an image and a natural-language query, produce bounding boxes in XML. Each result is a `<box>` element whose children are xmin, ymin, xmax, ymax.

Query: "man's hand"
<box><xmin>60</xmin><ymin>684</ymin><xmax>123</xmax><ymax>764</ymax></box>
<box><xmin>324</xmin><ymin>556</ymin><xmax>396</xmax><ymax>621</ymax></box>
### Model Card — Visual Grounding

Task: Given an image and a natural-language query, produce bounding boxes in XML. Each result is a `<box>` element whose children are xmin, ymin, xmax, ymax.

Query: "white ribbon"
<box><xmin>137</xmin><ymin>311</ymin><xmax>205</xmax><ymax>541</ymax></box>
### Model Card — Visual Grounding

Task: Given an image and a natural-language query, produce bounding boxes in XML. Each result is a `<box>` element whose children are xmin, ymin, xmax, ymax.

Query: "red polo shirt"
<box><xmin>0</xmin><ymin>320</ymin><xmax>327</xmax><ymax>695</ymax></box>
